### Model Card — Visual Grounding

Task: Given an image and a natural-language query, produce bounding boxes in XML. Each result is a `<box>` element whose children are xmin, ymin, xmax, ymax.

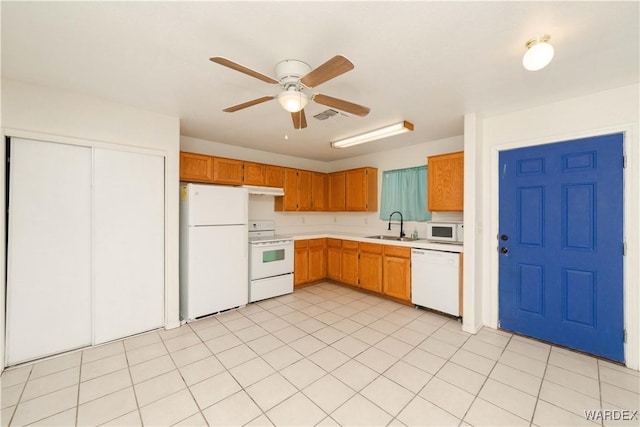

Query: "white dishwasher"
<box><xmin>411</xmin><ymin>249</ymin><xmax>460</xmax><ymax>317</ymax></box>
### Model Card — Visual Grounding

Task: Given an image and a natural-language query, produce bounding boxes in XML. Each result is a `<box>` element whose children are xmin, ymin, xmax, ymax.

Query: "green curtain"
<box><xmin>379</xmin><ymin>165</ymin><xmax>431</xmax><ymax>221</ymax></box>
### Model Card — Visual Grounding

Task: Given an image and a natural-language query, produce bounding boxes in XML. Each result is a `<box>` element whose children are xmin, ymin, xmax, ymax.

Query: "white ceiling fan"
<box><xmin>210</xmin><ymin>55</ymin><xmax>370</xmax><ymax>130</ymax></box>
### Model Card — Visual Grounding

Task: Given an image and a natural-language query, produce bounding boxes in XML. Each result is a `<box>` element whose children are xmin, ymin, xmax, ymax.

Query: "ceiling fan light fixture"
<box><xmin>522</xmin><ymin>34</ymin><xmax>554</xmax><ymax>71</ymax></box>
<box><xmin>331</xmin><ymin>121</ymin><xmax>414</xmax><ymax>148</ymax></box>
<box><xmin>277</xmin><ymin>88</ymin><xmax>308</xmax><ymax>113</ymax></box>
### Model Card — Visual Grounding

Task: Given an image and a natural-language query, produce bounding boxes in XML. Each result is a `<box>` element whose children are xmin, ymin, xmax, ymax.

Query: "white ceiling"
<box><xmin>2</xmin><ymin>1</ymin><xmax>638</xmax><ymax>162</ymax></box>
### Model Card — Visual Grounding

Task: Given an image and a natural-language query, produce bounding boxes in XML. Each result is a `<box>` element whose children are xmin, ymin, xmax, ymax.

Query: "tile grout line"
<box><xmin>10</xmin><ymin>365</ymin><xmax>85</xmax><ymax>426</ymax></box>
<box><xmin>412</xmin><ymin>319</ymin><xmax>476</xmax><ymax>426</ymax></box>
<box><xmin>375</xmin><ymin>318</ymin><xmax>463</xmax><ymax>425</ymax></box>
<box><xmin>234</xmin><ymin>304</ymin><xmax>338</xmax><ymax>425</ymax></box>
<box><xmin>74</xmin><ymin>350</ymin><xmax>83</xmax><ymax>426</ymax></box>
<box><xmin>529</xmin><ymin>335</ymin><xmax>553</xmax><ymax>427</ymax></box>
<box><xmin>5</xmin><ymin>364</ymin><xmax>33</xmax><ymax>427</ymax></box>
<box><xmin>247</xmin><ymin>289</ymin><xmax>390</xmax><ymax>423</ymax></box>
<box><xmin>257</xmin><ymin>327</ymin><xmax>330</xmax><ymax>420</ymax></box>
<box><xmin>596</xmin><ymin>359</ymin><xmax>604</xmax><ymax>427</ymax></box>
<box><xmin>6</xmin><ymin>283</ymin><xmax>636</xmax><ymax>427</ymax></box>
<box><xmin>161</xmin><ymin>322</ymin><xmax>213</xmax><ymax>426</ymax></box>
<box><xmin>302</xmin><ymin>301</ymin><xmax>448</xmax><ymax>424</ymax></box>
<box><xmin>206</xmin><ymin>313</ymin><xmax>279</xmax><ymax>426</ymax></box>
<box><xmin>10</xmin><ymin>291</ymin><xmax>441</xmax><ymax>425</ymax></box>
<box><xmin>455</xmin><ymin>332</ymin><xmax>514</xmax><ymax>426</ymax></box>
<box><xmin>120</xmin><ymin>340</ymin><xmax>145</xmax><ymax>427</ymax></box>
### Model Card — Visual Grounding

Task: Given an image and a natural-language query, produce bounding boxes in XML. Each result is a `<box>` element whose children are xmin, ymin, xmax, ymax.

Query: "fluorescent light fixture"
<box><xmin>330</xmin><ymin>121</ymin><xmax>414</xmax><ymax>148</ymax></box>
<box><xmin>523</xmin><ymin>34</ymin><xmax>554</xmax><ymax>71</ymax></box>
<box><xmin>277</xmin><ymin>88</ymin><xmax>308</xmax><ymax>113</ymax></box>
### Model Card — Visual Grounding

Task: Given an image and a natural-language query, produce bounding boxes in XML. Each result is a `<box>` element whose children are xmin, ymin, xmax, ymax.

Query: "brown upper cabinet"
<box><xmin>311</xmin><ymin>172</ymin><xmax>328</xmax><ymax>211</ymax></box>
<box><xmin>212</xmin><ymin>157</ymin><xmax>243</xmax><ymax>185</ymax></box>
<box><xmin>274</xmin><ymin>168</ymin><xmax>314</xmax><ymax>211</ymax></box>
<box><xmin>242</xmin><ymin>161</ymin><xmax>284</xmax><ymax>188</ymax></box>
<box><xmin>427</xmin><ymin>151</ymin><xmax>464</xmax><ymax>211</ymax></box>
<box><xmin>265</xmin><ymin>165</ymin><xmax>284</xmax><ymax>188</ymax></box>
<box><xmin>275</xmin><ymin>168</ymin><xmax>299</xmax><ymax>211</ymax></box>
<box><xmin>180</xmin><ymin>152</ymin><xmax>214</xmax><ymax>183</ymax></box>
<box><xmin>180</xmin><ymin>152</ymin><xmax>377</xmax><ymax>213</ymax></box>
<box><xmin>243</xmin><ymin>161</ymin><xmax>266</xmax><ymax>186</ymax></box>
<box><xmin>276</xmin><ymin>167</ymin><xmax>377</xmax><ymax>212</ymax></box>
<box><xmin>328</xmin><ymin>171</ymin><xmax>346</xmax><ymax>211</ymax></box>
<box><xmin>297</xmin><ymin>170</ymin><xmax>312</xmax><ymax>211</ymax></box>
<box><xmin>345</xmin><ymin>167</ymin><xmax>378</xmax><ymax>211</ymax></box>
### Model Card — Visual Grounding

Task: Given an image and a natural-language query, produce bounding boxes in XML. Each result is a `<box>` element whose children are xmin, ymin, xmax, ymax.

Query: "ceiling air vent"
<box><xmin>313</xmin><ymin>109</ymin><xmax>340</xmax><ymax>120</ymax></box>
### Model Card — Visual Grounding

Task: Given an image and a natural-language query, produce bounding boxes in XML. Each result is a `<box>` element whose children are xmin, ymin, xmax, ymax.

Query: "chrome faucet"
<box><xmin>388</xmin><ymin>211</ymin><xmax>405</xmax><ymax>238</ymax></box>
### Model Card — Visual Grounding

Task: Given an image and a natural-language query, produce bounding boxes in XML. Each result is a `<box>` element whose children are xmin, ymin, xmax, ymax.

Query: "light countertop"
<box><xmin>282</xmin><ymin>231</ymin><xmax>464</xmax><ymax>253</ymax></box>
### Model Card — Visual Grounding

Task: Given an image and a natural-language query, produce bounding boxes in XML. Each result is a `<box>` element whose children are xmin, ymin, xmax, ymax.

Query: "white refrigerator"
<box><xmin>180</xmin><ymin>183</ymin><xmax>249</xmax><ymax>321</ymax></box>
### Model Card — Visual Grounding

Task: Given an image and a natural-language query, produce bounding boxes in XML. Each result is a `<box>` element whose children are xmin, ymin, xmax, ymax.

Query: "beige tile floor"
<box><xmin>1</xmin><ymin>282</ymin><xmax>639</xmax><ymax>426</ymax></box>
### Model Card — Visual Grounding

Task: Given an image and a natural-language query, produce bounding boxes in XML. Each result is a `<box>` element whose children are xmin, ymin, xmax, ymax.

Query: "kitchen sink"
<box><xmin>366</xmin><ymin>235</ymin><xmax>419</xmax><ymax>242</ymax></box>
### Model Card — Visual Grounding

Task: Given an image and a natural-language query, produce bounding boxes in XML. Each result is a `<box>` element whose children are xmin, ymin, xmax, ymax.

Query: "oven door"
<box><xmin>250</xmin><ymin>240</ymin><xmax>294</xmax><ymax>280</ymax></box>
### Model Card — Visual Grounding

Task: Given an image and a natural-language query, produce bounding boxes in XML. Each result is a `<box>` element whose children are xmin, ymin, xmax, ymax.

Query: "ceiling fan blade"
<box><xmin>313</xmin><ymin>94</ymin><xmax>370</xmax><ymax>117</ymax></box>
<box><xmin>223</xmin><ymin>96</ymin><xmax>274</xmax><ymax>112</ymax></box>
<box><xmin>210</xmin><ymin>57</ymin><xmax>278</xmax><ymax>84</ymax></box>
<box><xmin>300</xmin><ymin>55</ymin><xmax>354</xmax><ymax>88</ymax></box>
<box><xmin>291</xmin><ymin>109</ymin><xmax>308</xmax><ymax>130</ymax></box>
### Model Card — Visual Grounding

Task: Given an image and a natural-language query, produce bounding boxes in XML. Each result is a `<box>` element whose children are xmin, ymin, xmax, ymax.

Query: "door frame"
<box><xmin>488</xmin><ymin>124</ymin><xmax>638</xmax><ymax>369</ymax></box>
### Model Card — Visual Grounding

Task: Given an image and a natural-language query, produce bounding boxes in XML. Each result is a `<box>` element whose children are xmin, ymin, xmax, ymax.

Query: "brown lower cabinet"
<box><xmin>326</xmin><ymin>239</ymin><xmax>342</xmax><ymax>281</ymax></box>
<box><xmin>358</xmin><ymin>242</ymin><xmax>383</xmax><ymax>293</ymax></box>
<box><xmin>382</xmin><ymin>245</ymin><xmax>412</xmax><ymax>301</ymax></box>
<box><xmin>294</xmin><ymin>238</ymin><xmax>412</xmax><ymax>302</ymax></box>
<box><xmin>340</xmin><ymin>240</ymin><xmax>359</xmax><ymax>287</ymax></box>
<box><xmin>294</xmin><ymin>238</ymin><xmax>326</xmax><ymax>287</ymax></box>
<box><xmin>308</xmin><ymin>239</ymin><xmax>326</xmax><ymax>282</ymax></box>
<box><xmin>294</xmin><ymin>240</ymin><xmax>309</xmax><ymax>287</ymax></box>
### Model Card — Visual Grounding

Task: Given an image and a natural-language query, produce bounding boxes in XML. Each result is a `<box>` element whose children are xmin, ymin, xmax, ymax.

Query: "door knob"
<box><xmin>500</xmin><ymin>234</ymin><xmax>509</xmax><ymax>241</ymax></box>
<box><xmin>500</xmin><ymin>247</ymin><xmax>509</xmax><ymax>254</ymax></box>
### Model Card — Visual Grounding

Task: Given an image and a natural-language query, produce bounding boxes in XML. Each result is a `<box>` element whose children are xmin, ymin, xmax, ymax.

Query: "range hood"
<box><xmin>242</xmin><ymin>185</ymin><xmax>284</xmax><ymax>196</ymax></box>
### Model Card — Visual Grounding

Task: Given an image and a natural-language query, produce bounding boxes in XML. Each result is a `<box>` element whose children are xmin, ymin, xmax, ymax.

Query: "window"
<box><xmin>379</xmin><ymin>165</ymin><xmax>431</xmax><ymax>221</ymax></box>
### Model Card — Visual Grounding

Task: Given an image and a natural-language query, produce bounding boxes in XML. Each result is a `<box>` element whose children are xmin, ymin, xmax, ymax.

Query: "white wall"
<box><xmin>462</xmin><ymin>113</ymin><xmax>483</xmax><ymax>334</ymax></box>
<box><xmin>1</xmin><ymin>79</ymin><xmax>181</xmax><ymax>368</ymax></box>
<box><xmin>476</xmin><ymin>83</ymin><xmax>640</xmax><ymax>369</ymax></box>
<box><xmin>181</xmin><ymin>135</ymin><xmax>464</xmax><ymax>236</ymax></box>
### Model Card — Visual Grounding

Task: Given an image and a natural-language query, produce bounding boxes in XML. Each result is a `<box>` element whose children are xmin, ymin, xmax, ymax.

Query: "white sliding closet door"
<box><xmin>6</xmin><ymin>138</ymin><xmax>92</xmax><ymax>365</ymax></box>
<box><xmin>93</xmin><ymin>148</ymin><xmax>165</xmax><ymax>344</ymax></box>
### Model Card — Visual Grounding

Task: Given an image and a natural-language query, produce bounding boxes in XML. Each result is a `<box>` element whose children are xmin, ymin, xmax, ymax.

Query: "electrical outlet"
<box><xmin>364</xmin><ymin>218</ymin><xmax>368</xmax><ymax>225</ymax></box>
<box><xmin>301</xmin><ymin>216</ymin><xmax>305</xmax><ymax>224</ymax></box>
<box><xmin>333</xmin><ymin>216</ymin><xmax>337</xmax><ymax>223</ymax></box>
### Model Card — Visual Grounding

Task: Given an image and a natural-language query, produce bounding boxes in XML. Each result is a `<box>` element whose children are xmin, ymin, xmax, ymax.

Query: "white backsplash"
<box><xmin>248</xmin><ymin>194</ymin><xmax>462</xmax><ymax>238</ymax></box>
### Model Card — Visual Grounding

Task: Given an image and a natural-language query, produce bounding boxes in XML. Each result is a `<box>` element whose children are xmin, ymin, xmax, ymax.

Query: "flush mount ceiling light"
<box><xmin>277</xmin><ymin>86</ymin><xmax>309</xmax><ymax>113</ymax></box>
<box><xmin>331</xmin><ymin>121</ymin><xmax>414</xmax><ymax>148</ymax></box>
<box><xmin>522</xmin><ymin>34</ymin><xmax>554</xmax><ymax>71</ymax></box>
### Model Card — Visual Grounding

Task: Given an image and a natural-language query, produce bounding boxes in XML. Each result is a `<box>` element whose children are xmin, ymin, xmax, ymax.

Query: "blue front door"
<box><xmin>498</xmin><ymin>133</ymin><xmax>624</xmax><ymax>362</ymax></box>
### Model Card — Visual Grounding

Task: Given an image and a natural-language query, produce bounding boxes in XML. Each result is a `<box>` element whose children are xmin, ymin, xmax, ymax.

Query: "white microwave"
<box><xmin>426</xmin><ymin>222</ymin><xmax>464</xmax><ymax>244</ymax></box>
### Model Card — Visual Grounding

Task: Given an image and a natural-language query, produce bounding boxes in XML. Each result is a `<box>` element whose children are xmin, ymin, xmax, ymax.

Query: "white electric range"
<box><xmin>248</xmin><ymin>220</ymin><xmax>294</xmax><ymax>302</ymax></box>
